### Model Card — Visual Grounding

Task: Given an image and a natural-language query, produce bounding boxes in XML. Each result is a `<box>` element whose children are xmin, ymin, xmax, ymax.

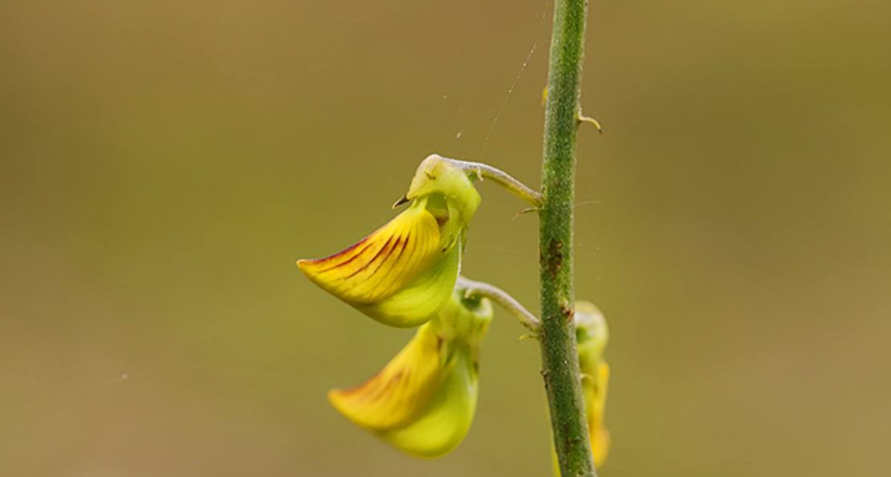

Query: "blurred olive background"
<box><xmin>2</xmin><ymin>0</ymin><xmax>890</xmax><ymax>476</ymax></box>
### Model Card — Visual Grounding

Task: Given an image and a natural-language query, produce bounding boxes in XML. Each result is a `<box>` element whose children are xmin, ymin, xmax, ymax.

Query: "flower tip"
<box><xmin>295</xmin><ymin>258</ymin><xmax>312</xmax><ymax>275</ymax></box>
<box><xmin>326</xmin><ymin>387</ymin><xmax>346</xmax><ymax>411</ymax></box>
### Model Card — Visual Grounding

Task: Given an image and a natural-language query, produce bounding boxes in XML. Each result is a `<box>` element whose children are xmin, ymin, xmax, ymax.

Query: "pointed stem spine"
<box><xmin>442</xmin><ymin>157</ymin><xmax>544</xmax><ymax>207</ymax></box>
<box><xmin>456</xmin><ymin>276</ymin><xmax>540</xmax><ymax>333</ymax></box>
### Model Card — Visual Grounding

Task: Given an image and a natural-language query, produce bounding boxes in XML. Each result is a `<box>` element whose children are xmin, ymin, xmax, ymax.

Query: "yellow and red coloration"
<box><xmin>297</xmin><ymin>155</ymin><xmax>494</xmax><ymax>457</ymax></box>
<box><xmin>328</xmin><ymin>290</ymin><xmax>493</xmax><ymax>458</ymax></box>
<box><xmin>328</xmin><ymin>321</ymin><xmax>444</xmax><ymax>432</ymax></box>
<box><xmin>297</xmin><ymin>155</ymin><xmax>480</xmax><ymax>328</ymax></box>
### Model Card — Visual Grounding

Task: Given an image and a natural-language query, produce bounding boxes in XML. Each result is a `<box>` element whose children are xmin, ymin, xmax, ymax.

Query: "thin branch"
<box><xmin>456</xmin><ymin>276</ymin><xmax>540</xmax><ymax>332</ymax></box>
<box><xmin>442</xmin><ymin>157</ymin><xmax>544</xmax><ymax>207</ymax></box>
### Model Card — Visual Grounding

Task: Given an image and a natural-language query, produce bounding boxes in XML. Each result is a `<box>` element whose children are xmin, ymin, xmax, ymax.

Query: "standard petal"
<box><xmin>298</xmin><ymin>197</ymin><xmax>460</xmax><ymax>327</ymax></box>
<box><xmin>328</xmin><ymin>322</ymin><xmax>445</xmax><ymax>431</ymax></box>
<box><xmin>297</xmin><ymin>200</ymin><xmax>442</xmax><ymax>304</ymax></box>
<box><xmin>359</xmin><ymin>238</ymin><xmax>461</xmax><ymax>327</ymax></box>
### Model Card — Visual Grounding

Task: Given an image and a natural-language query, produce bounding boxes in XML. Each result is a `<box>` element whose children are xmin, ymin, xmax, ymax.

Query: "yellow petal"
<box><xmin>576</xmin><ymin>302</ymin><xmax>610</xmax><ymax>468</ymax></box>
<box><xmin>585</xmin><ymin>362</ymin><xmax>610</xmax><ymax>467</ymax></box>
<box><xmin>328</xmin><ymin>322</ymin><xmax>445</xmax><ymax>431</ymax></box>
<box><xmin>297</xmin><ymin>199</ymin><xmax>440</xmax><ymax>303</ymax></box>
<box><xmin>359</xmin><ymin>241</ymin><xmax>461</xmax><ymax>326</ymax></box>
<box><xmin>298</xmin><ymin>197</ymin><xmax>459</xmax><ymax>327</ymax></box>
<box><xmin>328</xmin><ymin>291</ymin><xmax>492</xmax><ymax>458</ymax></box>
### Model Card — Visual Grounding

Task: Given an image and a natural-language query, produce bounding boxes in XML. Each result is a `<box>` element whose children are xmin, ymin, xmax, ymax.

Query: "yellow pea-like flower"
<box><xmin>328</xmin><ymin>289</ymin><xmax>493</xmax><ymax>458</ymax></box>
<box><xmin>297</xmin><ymin>155</ymin><xmax>481</xmax><ymax>328</ymax></box>
<box><xmin>576</xmin><ymin>301</ymin><xmax>611</xmax><ymax>468</ymax></box>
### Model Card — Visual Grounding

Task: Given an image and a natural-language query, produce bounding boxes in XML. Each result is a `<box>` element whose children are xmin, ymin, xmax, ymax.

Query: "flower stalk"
<box><xmin>457</xmin><ymin>276</ymin><xmax>540</xmax><ymax>332</ymax></box>
<box><xmin>538</xmin><ymin>1</ymin><xmax>597</xmax><ymax>477</ymax></box>
<box><xmin>444</xmin><ymin>157</ymin><xmax>543</xmax><ymax>207</ymax></box>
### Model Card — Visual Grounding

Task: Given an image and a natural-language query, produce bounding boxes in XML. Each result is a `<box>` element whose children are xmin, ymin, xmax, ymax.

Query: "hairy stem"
<box><xmin>538</xmin><ymin>1</ymin><xmax>596</xmax><ymax>477</ymax></box>
<box><xmin>456</xmin><ymin>276</ymin><xmax>540</xmax><ymax>332</ymax></box>
<box><xmin>444</xmin><ymin>157</ymin><xmax>543</xmax><ymax>206</ymax></box>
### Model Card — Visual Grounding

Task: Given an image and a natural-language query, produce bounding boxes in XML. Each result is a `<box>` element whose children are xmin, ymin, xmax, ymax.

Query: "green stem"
<box><xmin>538</xmin><ymin>1</ymin><xmax>596</xmax><ymax>477</ymax></box>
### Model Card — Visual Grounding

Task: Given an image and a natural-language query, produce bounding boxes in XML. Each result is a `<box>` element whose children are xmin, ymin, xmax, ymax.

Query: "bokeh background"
<box><xmin>2</xmin><ymin>1</ymin><xmax>890</xmax><ymax>476</ymax></box>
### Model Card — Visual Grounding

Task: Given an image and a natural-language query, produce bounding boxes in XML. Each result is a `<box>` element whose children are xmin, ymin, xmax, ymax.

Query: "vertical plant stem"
<box><xmin>538</xmin><ymin>1</ymin><xmax>595</xmax><ymax>477</ymax></box>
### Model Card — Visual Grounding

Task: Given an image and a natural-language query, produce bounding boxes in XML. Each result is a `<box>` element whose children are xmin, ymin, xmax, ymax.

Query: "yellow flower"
<box><xmin>576</xmin><ymin>301</ymin><xmax>611</xmax><ymax>467</ymax></box>
<box><xmin>328</xmin><ymin>288</ymin><xmax>492</xmax><ymax>458</ymax></box>
<box><xmin>552</xmin><ymin>301</ymin><xmax>611</xmax><ymax>475</ymax></box>
<box><xmin>297</xmin><ymin>155</ymin><xmax>481</xmax><ymax>328</ymax></box>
